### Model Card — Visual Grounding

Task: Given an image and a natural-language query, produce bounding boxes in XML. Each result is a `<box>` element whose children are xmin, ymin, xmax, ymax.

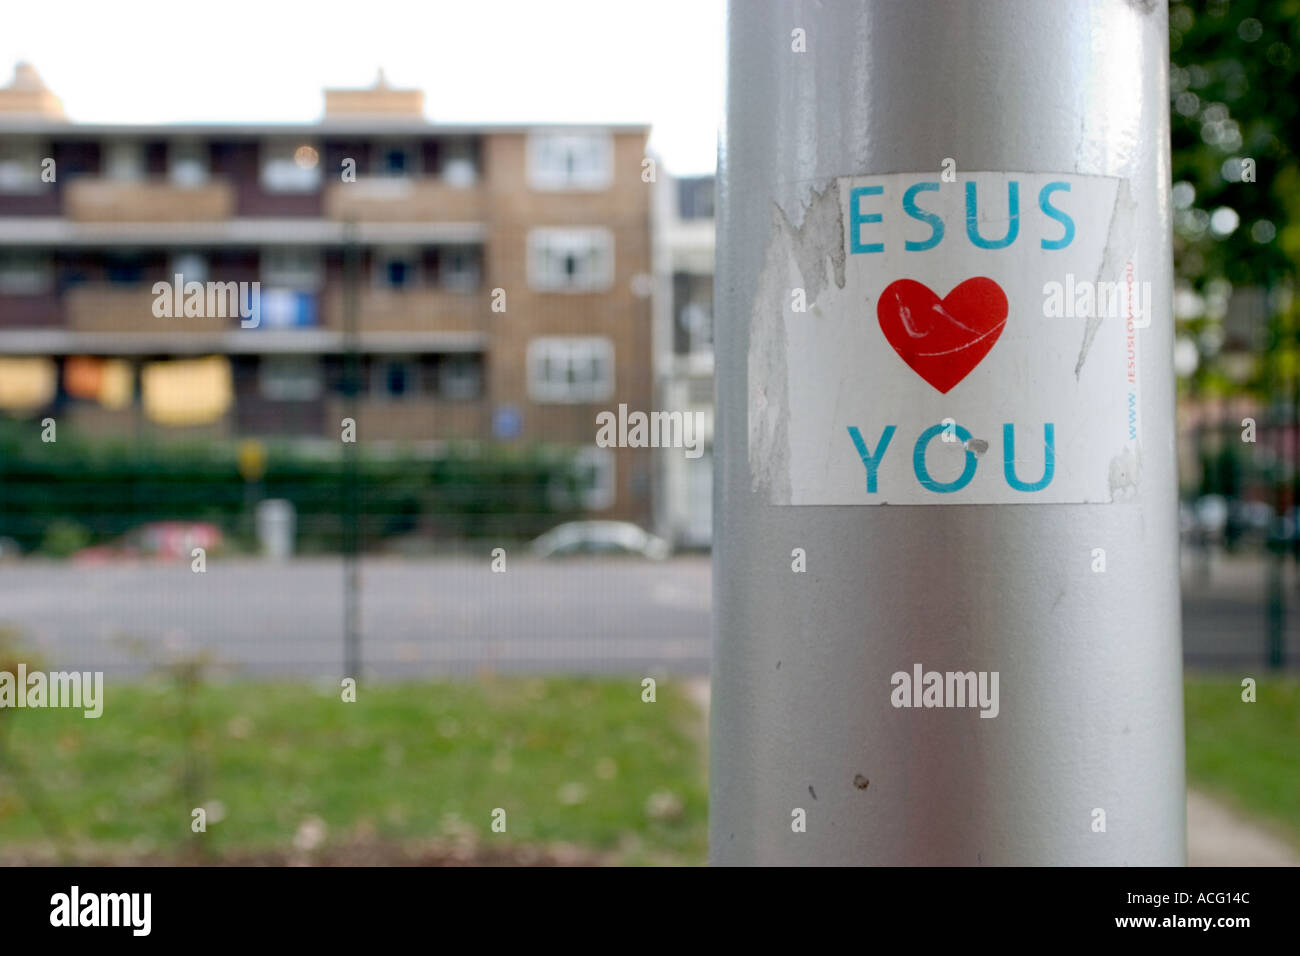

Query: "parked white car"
<box><xmin>530</xmin><ymin>522</ymin><xmax>671</xmax><ymax>560</ymax></box>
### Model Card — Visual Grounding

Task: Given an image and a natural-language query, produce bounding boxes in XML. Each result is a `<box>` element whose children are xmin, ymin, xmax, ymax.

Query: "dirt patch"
<box><xmin>0</xmin><ymin>837</ymin><xmax>615</xmax><ymax>867</ymax></box>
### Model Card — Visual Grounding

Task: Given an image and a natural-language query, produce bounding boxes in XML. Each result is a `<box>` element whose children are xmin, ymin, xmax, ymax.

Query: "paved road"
<box><xmin>0</xmin><ymin>551</ymin><xmax>1294</xmax><ymax>676</ymax></box>
<box><xmin>1180</xmin><ymin>550</ymin><xmax>1300</xmax><ymax>670</ymax></box>
<box><xmin>0</xmin><ymin>557</ymin><xmax>713</xmax><ymax>677</ymax></box>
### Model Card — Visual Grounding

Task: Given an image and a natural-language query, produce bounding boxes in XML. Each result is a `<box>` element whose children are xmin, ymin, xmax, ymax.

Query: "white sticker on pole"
<box><xmin>749</xmin><ymin>171</ymin><xmax>1146</xmax><ymax>505</ymax></box>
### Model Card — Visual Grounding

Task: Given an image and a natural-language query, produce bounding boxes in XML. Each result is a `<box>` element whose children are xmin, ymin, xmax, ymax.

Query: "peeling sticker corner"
<box><xmin>774</xmin><ymin>178</ymin><xmax>848</xmax><ymax>302</ymax></box>
<box><xmin>749</xmin><ymin>180</ymin><xmax>845</xmax><ymax>499</ymax></box>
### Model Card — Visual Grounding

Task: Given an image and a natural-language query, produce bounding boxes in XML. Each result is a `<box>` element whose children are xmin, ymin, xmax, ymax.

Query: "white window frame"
<box><xmin>106</xmin><ymin>140</ymin><xmax>144</xmax><ymax>182</ymax></box>
<box><xmin>259</xmin><ymin>356</ymin><xmax>323</xmax><ymax>402</ymax></box>
<box><xmin>260</xmin><ymin>140</ymin><xmax>321</xmax><ymax>193</ymax></box>
<box><xmin>526</xmin><ymin>336</ymin><xmax>615</xmax><ymax>404</ymax></box>
<box><xmin>527</xmin><ymin>227</ymin><xmax>614</xmax><ymax>292</ymax></box>
<box><xmin>681</xmin><ymin>301</ymin><xmax>712</xmax><ymax>353</ymax></box>
<box><xmin>574</xmin><ymin>445</ymin><xmax>616</xmax><ymax>511</ymax></box>
<box><xmin>0</xmin><ymin>252</ymin><xmax>52</xmax><ymax>295</ymax></box>
<box><xmin>439</xmin><ymin>245</ymin><xmax>480</xmax><ymax>291</ymax></box>
<box><xmin>0</xmin><ymin>138</ymin><xmax>45</xmax><ymax>194</ymax></box>
<box><xmin>440</xmin><ymin>138</ymin><xmax>477</xmax><ymax>187</ymax></box>
<box><xmin>527</xmin><ymin>130</ymin><xmax>613</xmax><ymax>191</ymax></box>
<box><xmin>439</xmin><ymin>353</ymin><xmax>483</xmax><ymax>400</ymax></box>
<box><xmin>261</xmin><ymin>248</ymin><xmax>322</xmax><ymax>291</ymax></box>
<box><xmin>169</xmin><ymin>252</ymin><xmax>208</xmax><ymax>285</ymax></box>
<box><xmin>169</xmin><ymin>140</ymin><xmax>209</xmax><ymax>186</ymax></box>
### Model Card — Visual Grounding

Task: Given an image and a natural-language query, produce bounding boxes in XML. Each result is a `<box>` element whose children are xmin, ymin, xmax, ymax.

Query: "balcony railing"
<box><xmin>323</xmin><ymin>177</ymin><xmax>484</xmax><ymax>222</ymax></box>
<box><xmin>65</xmin><ymin>285</ymin><xmax>234</xmax><ymax>333</ymax></box>
<box><xmin>321</xmin><ymin>288</ymin><xmax>486</xmax><ymax>333</ymax></box>
<box><xmin>60</xmin><ymin>286</ymin><xmax>483</xmax><ymax>336</ymax></box>
<box><xmin>64</xmin><ymin>179</ymin><xmax>236</xmax><ymax>222</ymax></box>
<box><xmin>65</xmin><ymin>402</ymin><xmax>232</xmax><ymax>438</ymax></box>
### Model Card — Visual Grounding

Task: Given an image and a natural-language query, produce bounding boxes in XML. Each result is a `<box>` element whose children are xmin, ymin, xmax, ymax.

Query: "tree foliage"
<box><xmin>1170</xmin><ymin>0</ymin><xmax>1300</xmax><ymax>292</ymax></box>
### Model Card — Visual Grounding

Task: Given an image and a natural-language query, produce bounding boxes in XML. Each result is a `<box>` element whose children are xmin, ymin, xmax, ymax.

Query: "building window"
<box><xmin>261</xmin><ymin>141</ymin><xmax>321</xmax><ymax>192</ymax></box>
<box><xmin>106</xmin><ymin>140</ymin><xmax>144</xmax><ymax>181</ymax></box>
<box><xmin>0</xmin><ymin>139</ymin><xmax>44</xmax><ymax>194</ymax></box>
<box><xmin>371</xmin><ymin>356</ymin><xmax>421</xmax><ymax>400</ymax></box>
<box><xmin>373</xmin><ymin>247</ymin><xmax>421</xmax><ymax>289</ymax></box>
<box><xmin>262</xmin><ymin>248</ymin><xmax>322</xmax><ymax>290</ymax></box>
<box><xmin>439</xmin><ymin>246</ymin><xmax>480</xmax><ymax>291</ymax></box>
<box><xmin>526</xmin><ymin>336</ymin><xmax>614</xmax><ymax>403</ymax></box>
<box><xmin>375</xmin><ymin>141</ymin><xmax>419</xmax><ymax>178</ymax></box>
<box><xmin>441</xmin><ymin>138</ymin><xmax>477</xmax><ymax>186</ymax></box>
<box><xmin>527</xmin><ymin>228</ymin><xmax>614</xmax><ymax>292</ymax></box>
<box><xmin>527</xmin><ymin>131</ymin><xmax>613</xmax><ymax>190</ymax></box>
<box><xmin>169</xmin><ymin>140</ymin><xmax>209</xmax><ymax>186</ymax></box>
<box><xmin>439</xmin><ymin>353</ymin><xmax>483</xmax><ymax>400</ymax></box>
<box><xmin>673</xmin><ymin>272</ymin><xmax>714</xmax><ymax>355</ymax></box>
<box><xmin>680</xmin><ymin>303</ymin><xmax>712</xmax><ymax>351</ymax></box>
<box><xmin>574</xmin><ymin>446</ymin><xmax>616</xmax><ymax>511</ymax></box>
<box><xmin>677</xmin><ymin>175</ymin><xmax>715</xmax><ymax>220</ymax></box>
<box><xmin>169</xmin><ymin>252</ymin><xmax>208</xmax><ymax>284</ymax></box>
<box><xmin>104</xmin><ymin>254</ymin><xmax>145</xmax><ymax>285</ymax></box>
<box><xmin>259</xmin><ymin>356</ymin><xmax>323</xmax><ymax>401</ymax></box>
<box><xmin>0</xmin><ymin>253</ymin><xmax>52</xmax><ymax>294</ymax></box>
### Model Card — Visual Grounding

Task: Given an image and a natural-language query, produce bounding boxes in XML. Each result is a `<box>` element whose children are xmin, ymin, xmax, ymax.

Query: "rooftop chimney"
<box><xmin>324</xmin><ymin>69</ymin><xmax>425</xmax><ymax>121</ymax></box>
<box><xmin>0</xmin><ymin>62</ymin><xmax>65</xmax><ymax>118</ymax></box>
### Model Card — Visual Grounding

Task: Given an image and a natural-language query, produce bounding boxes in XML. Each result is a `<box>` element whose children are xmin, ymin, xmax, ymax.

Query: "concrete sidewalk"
<box><xmin>1187</xmin><ymin>790</ymin><xmax>1299</xmax><ymax>866</ymax></box>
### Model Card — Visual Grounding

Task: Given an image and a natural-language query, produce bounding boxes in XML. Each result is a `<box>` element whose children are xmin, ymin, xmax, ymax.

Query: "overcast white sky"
<box><xmin>0</xmin><ymin>0</ymin><xmax>724</xmax><ymax>174</ymax></box>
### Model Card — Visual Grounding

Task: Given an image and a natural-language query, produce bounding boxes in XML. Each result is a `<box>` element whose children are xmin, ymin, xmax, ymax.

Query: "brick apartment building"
<box><xmin>0</xmin><ymin>64</ymin><xmax>654</xmax><ymax>522</ymax></box>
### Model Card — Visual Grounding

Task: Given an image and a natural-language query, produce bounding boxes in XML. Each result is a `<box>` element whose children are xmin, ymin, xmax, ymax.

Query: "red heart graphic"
<box><xmin>876</xmin><ymin>277</ymin><xmax>1008</xmax><ymax>394</ymax></box>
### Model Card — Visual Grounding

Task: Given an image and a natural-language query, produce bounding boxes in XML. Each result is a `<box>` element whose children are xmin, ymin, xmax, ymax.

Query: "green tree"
<box><xmin>1170</xmin><ymin>0</ymin><xmax>1300</xmax><ymax>395</ymax></box>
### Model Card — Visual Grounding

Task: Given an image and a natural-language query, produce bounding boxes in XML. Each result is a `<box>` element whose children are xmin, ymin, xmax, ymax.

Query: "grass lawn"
<box><xmin>3</xmin><ymin>673</ymin><xmax>1291</xmax><ymax>864</ymax></box>
<box><xmin>1184</xmin><ymin>676</ymin><xmax>1300</xmax><ymax>849</ymax></box>
<box><xmin>0</xmin><ymin>675</ymin><xmax>708</xmax><ymax>865</ymax></box>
